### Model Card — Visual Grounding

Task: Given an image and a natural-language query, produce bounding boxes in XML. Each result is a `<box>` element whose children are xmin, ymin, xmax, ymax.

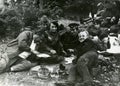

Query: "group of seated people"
<box><xmin>1</xmin><ymin>17</ymin><xmax>120</xmax><ymax>85</ymax></box>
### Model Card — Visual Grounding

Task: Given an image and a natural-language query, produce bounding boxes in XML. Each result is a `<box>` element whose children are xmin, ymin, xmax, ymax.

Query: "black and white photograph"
<box><xmin>0</xmin><ymin>0</ymin><xmax>120</xmax><ymax>86</ymax></box>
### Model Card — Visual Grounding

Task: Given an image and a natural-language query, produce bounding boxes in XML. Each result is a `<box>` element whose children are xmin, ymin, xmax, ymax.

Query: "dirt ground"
<box><xmin>1</xmin><ymin>40</ymin><xmax>120</xmax><ymax>86</ymax></box>
<box><xmin>0</xmin><ymin>42</ymin><xmax>68</xmax><ymax>86</ymax></box>
<box><xmin>0</xmin><ymin>65</ymin><xmax>120</xmax><ymax>86</ymax></box>
<box><xmin>0</xmin><ymin>71</ymin><xmax>59</xmax><ymax>86</ymax></box>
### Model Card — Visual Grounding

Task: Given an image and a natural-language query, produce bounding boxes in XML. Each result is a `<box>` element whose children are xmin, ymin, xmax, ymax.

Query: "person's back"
<box><xmin>7</xmin><ymin>30</ymin><xmax>33</xmax><ymax>53</ymax></box>
<box><xmin>4</xmin><ymin>28</ymin><xmax>34</xmax><ymax>72</ymax></box>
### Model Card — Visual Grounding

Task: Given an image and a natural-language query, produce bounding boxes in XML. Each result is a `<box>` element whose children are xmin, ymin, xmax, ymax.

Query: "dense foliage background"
<box><xmin>0</xmin><ymin>0</ymin><xmax>120</xmax><ymax>38</ymax></box>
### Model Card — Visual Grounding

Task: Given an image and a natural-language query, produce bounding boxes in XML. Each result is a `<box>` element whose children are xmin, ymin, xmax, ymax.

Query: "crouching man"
<box><xmin>68</xmin><ymin>30</ymin><xmax>98</xmax><ymax>86</ymax></box>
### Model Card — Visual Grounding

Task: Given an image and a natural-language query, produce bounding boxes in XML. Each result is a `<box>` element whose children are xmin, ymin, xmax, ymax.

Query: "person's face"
<box><xmin>42</xmin><ymin>23</ymin><xmax>48</xmax><ymax>29</ymax></box>
<box><xmin>50</xmin><ymin>23</ymin><xmax>57</xmax><ymax>32</ymax></box>
<box><xmin>78</xmin><ymin>31</ymin><xmax>89</xmax><ymax>42</ymax></box>
<box><xmin>70</xmin><ymin>26</ymin><xmax>78</xmax><ymax>35</ymax></box>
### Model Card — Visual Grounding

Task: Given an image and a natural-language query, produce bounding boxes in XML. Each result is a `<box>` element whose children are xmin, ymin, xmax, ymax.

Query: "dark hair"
<box><xmin>68</xmin><ymin>23</ymin><xmax>79</xmax><ymax>28</ymax></box>
<box><xmin>110</xmin><ymin>25</ymin><xmax>120</xmax><ymax>34</ymax></box>
<box><xmin>39</xmin><ymin>15</ymin><xmax>50</xmax><ymax>26</ymax></box>
<box><xmin>59</xmin><ymin>24</ymin><xmax>65</xmax><ymax>31</ymax></box>
<box><xmin>50</xmin><ymin>21</ymin><xmax>59</xmax><ymax>32</ymax></box>
<box><xmin>51</xmin><ymin>21</ymin><xmax>59</xmax><ymax>28</ymax></box>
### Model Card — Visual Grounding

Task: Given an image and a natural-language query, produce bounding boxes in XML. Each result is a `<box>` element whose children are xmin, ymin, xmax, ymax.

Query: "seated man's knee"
<box><xmin>77</xmin><ymin>56</ymin><xmax>88</xmax><ymax>68</ymax></box>
<box><xmin>77</xmin><ymin>51</ymin><xmax>98</xmax><ymax>68</ymax></box>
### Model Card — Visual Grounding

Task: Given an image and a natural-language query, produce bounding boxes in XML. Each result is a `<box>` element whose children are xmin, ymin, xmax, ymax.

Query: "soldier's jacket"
<box><xmin>60</xmin><ymin>31</ymin><xmax>78</xmax><ymax>50</ymax></box>
<box><xmin>0</xmin><ymin>31</ymin><xmax>33</xmax><ymax>73</ymax></box>
<box><xmin>7</xmin><ymin>30</ymin><xmax>33</xmax><ymax>59</ymax></box>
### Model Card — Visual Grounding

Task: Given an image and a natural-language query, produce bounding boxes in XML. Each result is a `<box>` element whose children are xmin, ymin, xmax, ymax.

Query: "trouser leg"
<box><xmin>10</xmin><ymin>60</ymin><xmax>38</xmax><ymax>72</ymax></box>
<box><xmin>76</xmin><ymin>51</ymin><xmax>98</xmax><ymax>82</ymax></box>
<box><xmin>68</xmin><ymin>65</ymin><xmax>77</xmax><ymax>82</ymax></box>
<box><xmin>5</xmin><ymin>56</ymin><xmax>22</xmax><ymax>72</ymax></box>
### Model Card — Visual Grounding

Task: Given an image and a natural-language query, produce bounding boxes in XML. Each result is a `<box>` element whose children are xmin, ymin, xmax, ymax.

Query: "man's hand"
<box><xmin>62</xmin><ymin>50</ymin><xmax>67</xmax><ymax>56</ymax></box>
<box><xmin>68</xmin><ymin>49</ymin><xmax>74</xmax><ymax>53</ymax></box>
<box><xmin>37</xmin><ymin>53</ymin><xmax>50</xmax><ymax>58</ymax></box>
<box><xmin>50</xmin><ymin>49</ymin><xmax>56</xmax><ymax>54</ymax></box>
<box><xmin>97</xmin><ymin>51</ymin><xmax>106</xmax><ymax>54</ymax></box>
<box><xmin>31</xmin><ymin>50</ymin><xmax>40</xmax><ymax>55</ymax></box>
